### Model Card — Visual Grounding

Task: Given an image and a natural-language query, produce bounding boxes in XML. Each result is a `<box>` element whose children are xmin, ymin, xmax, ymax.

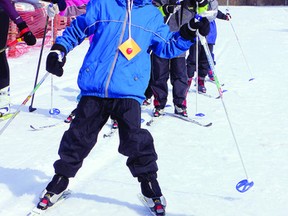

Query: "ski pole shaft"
<box><xmin>227</xmin><ymin>17</ymin><xmax>254</xmax><ymax>81</ymax></box>
<box><xmin>29</xmin><ymin>15</ymin><xmax>50</xmax><ymax>112</ymax></box>
<box><xmin>198</xmin><ymin>34</ymin><xmax>223</xmax><ymax>97</ymax></box>
<box><xmin>198</xmin><ymin>34</ymin><xmax>250</xmax><ymax>179</ymax></box>
<box><xmin>0</xmin><ymin>72</ymin><xmax>50</xmax><ymax>135</ymax></box>
<box><xmin>0</xmin><ymin>38</ymin><xmax>23</xmax><ymax>53</ymax></box>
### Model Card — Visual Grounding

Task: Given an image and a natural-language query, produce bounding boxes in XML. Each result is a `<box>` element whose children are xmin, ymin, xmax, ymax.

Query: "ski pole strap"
<box><xmin>19</xmin><ymin>27</ymin><xmax>30</xmax><ymax>37</ymax></box>
<box><xmin>50</xmin><ymin>50</ymin><xmax>65</xmax><ymax>62</ymax></box>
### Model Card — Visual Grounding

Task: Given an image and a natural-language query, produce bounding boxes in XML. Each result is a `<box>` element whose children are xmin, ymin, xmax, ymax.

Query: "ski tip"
<box><xmin>30</xmin><ymin>125</ymin><xmax>38</xmax><ymax>130</ymax></box>
<box><xmin>204</xmin><ymin>122</ymin><xmax>213</xmax><ymax>127</ymax></box>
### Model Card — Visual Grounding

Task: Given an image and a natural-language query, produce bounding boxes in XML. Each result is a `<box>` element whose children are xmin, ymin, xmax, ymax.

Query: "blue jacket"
<box><xmin>206</xmin><ymin>20</ymin><xmax>217</xmax><ymax>45</ymax></box>
<box><xmin>56</xmin><ymin>0</ymin><xmax>193</xmax><ymax>104</ymax></box>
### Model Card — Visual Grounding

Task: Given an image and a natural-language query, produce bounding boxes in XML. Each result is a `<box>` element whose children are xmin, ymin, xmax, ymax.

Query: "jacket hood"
<box><xmin>116</xmin><ymin>0</ymin><xmax>152</xmax><ymax>6</ymax></box>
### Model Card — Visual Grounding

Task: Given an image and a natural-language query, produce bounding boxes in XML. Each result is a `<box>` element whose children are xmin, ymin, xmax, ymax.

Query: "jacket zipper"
<box><xmin>104</xmin><ymin>9</ymin><xmax>129</xmax><ymax>97</ymax></box>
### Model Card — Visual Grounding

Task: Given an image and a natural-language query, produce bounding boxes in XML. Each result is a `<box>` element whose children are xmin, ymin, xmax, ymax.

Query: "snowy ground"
<box><xmin>0</xmin><ymin>6</ymin><xmax>288</xmax><ymax>216</ymax></box>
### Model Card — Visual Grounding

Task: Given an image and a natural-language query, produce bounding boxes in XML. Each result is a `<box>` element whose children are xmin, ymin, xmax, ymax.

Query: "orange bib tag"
<box><xmin>119</xmin><ymin>38</ymin><xmax>141</xmax><ymax>60</ymax></box>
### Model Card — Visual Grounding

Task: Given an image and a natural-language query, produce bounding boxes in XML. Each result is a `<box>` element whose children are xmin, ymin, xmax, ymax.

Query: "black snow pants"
<box><xmin>53</xmin><ymin>96</ymin><xmax>159</xmax><ymax>179</ymax></box>
<box><xmin>149</xmin><ymin>53</ymin><xmax>188</xmax><ymax>109</ymax></box>
<box><xmin>186</xmin><ymin>42</ymin><xmax>214</xmax><ymax>79</ymax></box>
<box><xmin>0</xmin><ymin>10</ymin><xmax>10</xmax><ymax>90</ymax></box>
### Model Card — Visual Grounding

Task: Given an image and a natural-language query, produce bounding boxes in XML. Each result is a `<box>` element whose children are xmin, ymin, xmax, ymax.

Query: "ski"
<box><xmin>190</xmin><ymin>89</ymin><xmax>227</xmax><ymax>99</ymax></box>
<box><xmin>165</xmin><ymin>112</ymin><xmax>212</xmax><ymax>127</ymax></box>
<box><xmin>137</xmin><ymin>193</ymin><xmax>166</xmax><ymax>216</ymax></box>
<box><xmin>145</xmin><ymin>104</ymin><xmax>171</xmax><ymax>126</ymax></box>
<box><xmin>30</xmin><ymin>121</ymin><xmax>66</xmax><ymax>131</ymax></box>
<box><xmin>206</xmin><ymin>78</ymin><xmax>224</xmax><ymax>86</ymax></box>
<box><xmin>0</xmin><ymin>113</ymin><xmax>15</xmax><ymax>122</ymax></box>
<box><xmin>146</xmin><ymin>115</ymin><xmax>164</xmax><ymax>126</ymax></box>
<box><xmin>146</xmin><ymin>117</ymin><xmax>155</xmax><ymax>126</ymax></box>
<box><xmin>198</xmin><ymin>91</ymin><xmax>221</xmax><ymax>99</ymax></box>
<box><xmin>103</xmin><ymin>119</ymin><xmax>118</xmax><ymax>138</ymax></box>
<box><xmin>27</xmin><ymin>190</ymin><xmax>72</xmax><ymax>216</ymax></box>
<box><xmin>103</xmin><ymin>127</ymin><xmax>118</xmax><ymax>138</ymax></box>
<box><xmin>30</xmin><ymin>112</ymin><xmax>74</xmax><ymax>131</ymax></box>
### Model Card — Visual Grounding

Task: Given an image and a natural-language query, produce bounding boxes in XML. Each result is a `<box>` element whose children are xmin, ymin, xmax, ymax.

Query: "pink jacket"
<box><xmin>59</xmin><ymin>0</ymin><xmax>89</xmax><ymax>16</ymax></box>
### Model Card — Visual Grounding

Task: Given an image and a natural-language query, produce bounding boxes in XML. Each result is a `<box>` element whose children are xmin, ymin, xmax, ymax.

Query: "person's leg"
<box><xmin>0</xmin><ymin>11</ymin><xmax>10</xmax><ymax>90</ymax></box>
<box><xmin>170</xmin><ymin>57</ymin><xmax>188</xmax><ymax>116</ymax></box>
<box><xmin>207</xmin><ymin>44</ymin><xmax>215</xmax><ymax>81</ymax></box>
<box><xmin>198</xmin><ymin>45</ymin><xmax>210</xmax><ymax>93</ymax></box>
<box><xmin>54</xmin><ymin>96</ymin><xmax>111</xmax><ymax>178</ymax></box>
<box><xmin>150</xmin><ymin>53</ymin><xmax>169</xmax><ymax>116</ymax></box>
<box><xmin>114</xmin><ymin>98</ymin><xmax>163</xmax><ymax>199</ymax></box>
<box><xmin>38</xmin><ymin>96</ymin><xmax>111</xmax><ymax>209</ymax></box>
<box><xmin>0</xmin><ymin>11</ymin><xmax>11</xmax><ymax>115</ymax></box>
<box><xmin>186</xmin><ymin>43</ymin><xmax>197</xmax><ymax>89</ymax></box>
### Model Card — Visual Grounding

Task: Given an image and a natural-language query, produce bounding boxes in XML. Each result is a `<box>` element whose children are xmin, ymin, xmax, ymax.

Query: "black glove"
<box><xmin>196</xmin><ymin>0</ymin><xmax>208</xmax><ymax>7</ymax></box>
<box><xmin>46</xmin><ymin>44</ymin><xmax>67</xmax><ymax>77</ymax></box>
<box><xmin>180</xmin><ymin>16</ymin><xmax>210</xmax><ymax>40</ymax></box>
<box><xmin>162</xmin><ymin>4</ymin><xmax>180</xmax><ymax>16</ymax></box>
<box><xmin>17</xmin><ymin>22</ymin><xmax>36</xmax><ymax>46</ymax></box>
<box><xmin>43</xmin><ymin>0</ymin><xmax>66</xmax><ymax>11</ymax></box>
<box><xmin>226</xmin><ymin>13</ymin><xmax>231</xmax><ymax>20</ymax></box>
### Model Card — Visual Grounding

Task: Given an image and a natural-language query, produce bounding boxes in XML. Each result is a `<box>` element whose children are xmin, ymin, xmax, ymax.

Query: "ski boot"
<box><xmin>0</xmin><ymin>87</ymin><xmax>11</xmax><ymax>117</ymax></box>
<box><xmin>139</xmin><ymin>176</ymin><xmax>166</xmax><ymax>215</ymax></box>
<box><xmin>198</xmin><ymin>77</ymin><xmax>207</xmax><ymax>93</ymax></box>
<box><xmin>37</xmin><ymin>174</ymin><xmax>69</xmax><ymax>210</ymax></box>
<box><xmin>153</xmin><ymin>107</ymin><xmax>164</xmax><ymax>117</ymax></box>
<box><xmin>112</xmin><ymin>119</ymin><xmax>118</xmax><ymax>129</ymax></box>
<box><xmin>174</xmin><ymin>105</ymin><xmax>188</xmax><ymax>117</ymax></box>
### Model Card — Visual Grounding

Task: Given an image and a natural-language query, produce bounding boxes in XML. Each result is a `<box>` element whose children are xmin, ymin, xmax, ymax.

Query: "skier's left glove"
<box><xmin>46</xmin><ymin>44</ymin><xmax>67</xmax><ymax>77</ymax></box>
<box><xmin>17</xmin><ymin>21</ymin><xmax>36</xmax><ymax>46</ymax></box>
<box><xmin>180</xmin><ymin>16</ymin><xmax>210</xmax><ymax>40</ymax></box>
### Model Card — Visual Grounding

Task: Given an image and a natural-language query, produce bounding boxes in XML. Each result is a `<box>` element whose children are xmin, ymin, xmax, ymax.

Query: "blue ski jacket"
<box><xmin>55</xmin><ymin>0</ymin><xmax>193</xmax><ymax>104</ymax></box>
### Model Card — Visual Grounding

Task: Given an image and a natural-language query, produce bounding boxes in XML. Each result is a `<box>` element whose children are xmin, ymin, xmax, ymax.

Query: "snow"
<box><xmin>1</xmin><ymin>6</ymin><xmax>288</xmax><ymax>216</ymax></box>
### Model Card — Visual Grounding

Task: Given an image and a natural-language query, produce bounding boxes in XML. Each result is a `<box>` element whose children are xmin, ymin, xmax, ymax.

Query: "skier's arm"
<box><xmin>0</xmin><ymin>0</ymin><xmax>24</xmax><ymax>24</ymax></box>
<box><xmin>151</xmin><ymin>15</ymin><xmax>210</xmax><ymax>59</ymax></box>
<box><xmin>217</xmin><ymin>10</ymin><xmax>231</xmax><ymax>20</ymax></box>
<box><xmin>0</xmin><ymin>0</ymin><xmax>36</xmax><ymax>45</ymax></box>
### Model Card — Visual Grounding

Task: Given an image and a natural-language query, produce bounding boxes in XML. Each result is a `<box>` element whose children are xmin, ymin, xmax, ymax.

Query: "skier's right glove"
<box><xmin>180</xmin><ymin>16</ymin><xmax>210</xmax><ymax>40</ymax></box>
<box><xmin>46</xmin><ymin>44</ymin><xmax>67</xmax><ymax>77</ymax></box>
<box><xmin>17</xmin><ymin>21</ymin><xmax>36</xmax><ymax>46</ymax></box>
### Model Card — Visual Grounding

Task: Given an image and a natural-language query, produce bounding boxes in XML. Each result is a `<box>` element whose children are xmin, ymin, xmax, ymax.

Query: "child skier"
<box><xmin>37</xmin><ymin>0</ymin><xmax>210</xmax><ymax>215</ymax></box>
<box><xmin>144</xmin><ymin>0</ymin><xmax>208</xmax><ymax>117</ymax></box>
<box><xmin>186</xmin><ymin>0</ymin><xmax>231</xmax><ymax>93</ymax></box>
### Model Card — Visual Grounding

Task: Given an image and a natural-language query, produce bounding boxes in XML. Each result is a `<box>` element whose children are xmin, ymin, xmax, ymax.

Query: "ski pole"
<box><xmin>29</xmin><ymin>15</ymin><xmax>50</xmax><ymax>112</ymax></box>
<box><xmin>225</xmin><ymin>6</ymin><xmax>254</xmax><ymax>81</ymax></box>
<box><xmin>48</xmin><ymin>15</ymin><xmax>60</xmax><ymax>115</ymax></box>
<box><xmin>0</xmin><ymin>72</ymin><xmax>50</xmax><ymax>135</ymax></box>
<box><xmin>198</xmin><ymin>32</ymin><xmax>254</xmax><ymax>193</ymax></box>
<box><xmin>0</xmin><ymin>38</ymin><xmax>23</xmax><ymax>53</ymax></box>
